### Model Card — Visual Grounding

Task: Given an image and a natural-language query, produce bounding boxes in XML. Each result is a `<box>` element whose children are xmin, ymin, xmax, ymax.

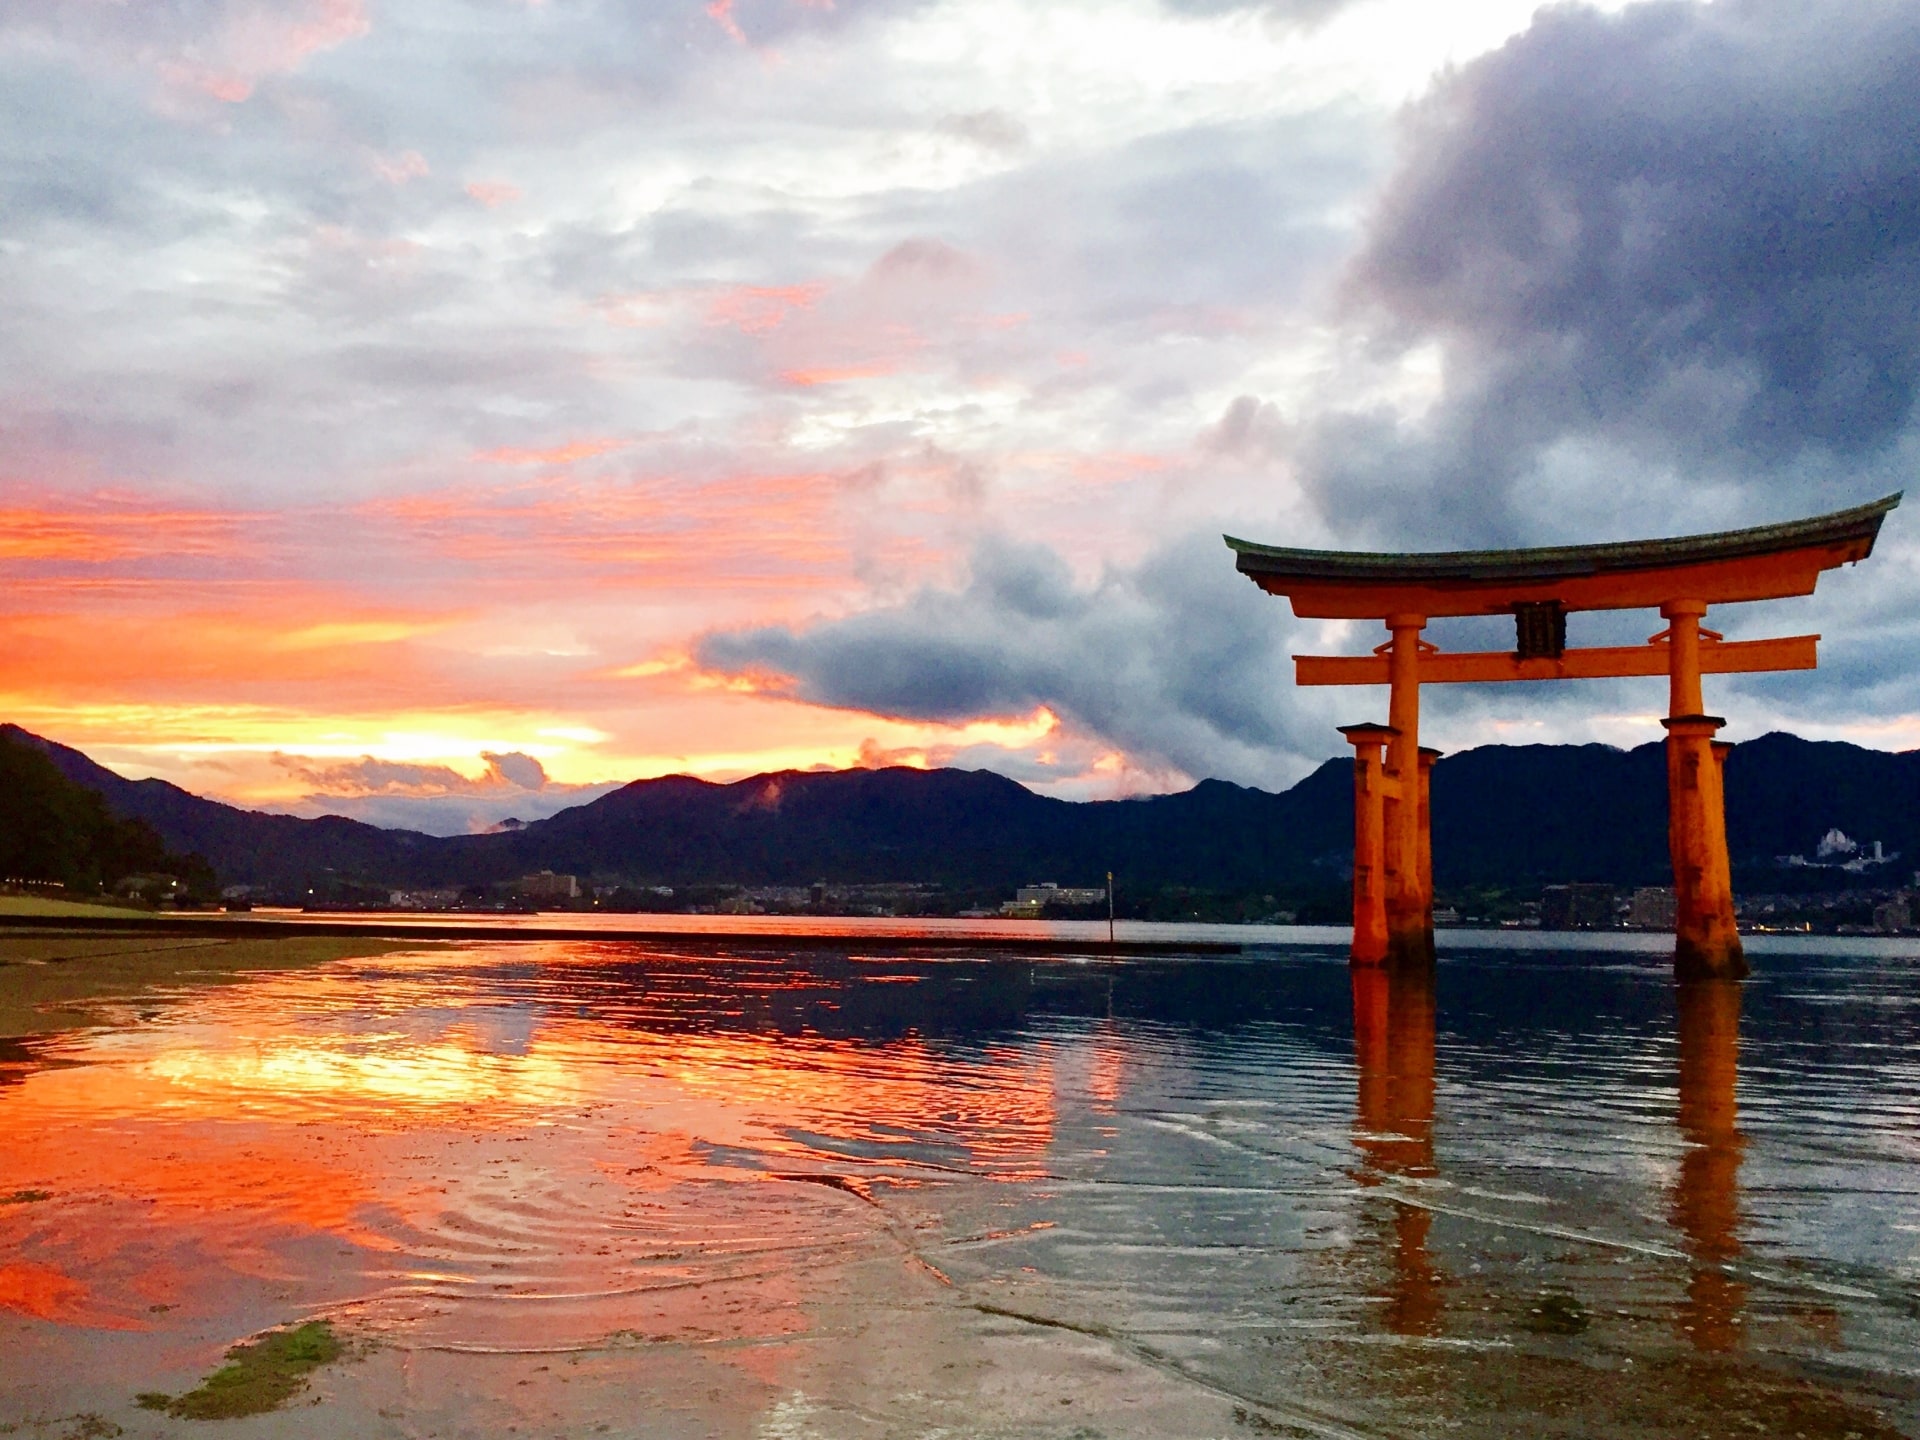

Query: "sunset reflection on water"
<box><xmin>1</xmin><ymin>948</ymin><xmax>1058</xmax><ymax>1372</ymax></box>
<box><xmin>2</xmin><ymin>939</ymin><xmax>1918</xmax><ymax>1438</ymax></box>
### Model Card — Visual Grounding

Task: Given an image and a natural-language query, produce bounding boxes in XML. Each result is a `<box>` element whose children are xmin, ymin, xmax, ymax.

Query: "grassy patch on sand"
<box><xmin>135</xmin><ymin>1321</ymin><xmax>342</xmax><ymax>1419</ymax></box>
<box><xmin>0</xmin><ymin>930</ymin><xmax>426</xmax><ymax>1037</ymax></box>
<box><xmin>0</xmin><ymin>894</ymin><xmax>146</xmax><ymax>919</ymax></box>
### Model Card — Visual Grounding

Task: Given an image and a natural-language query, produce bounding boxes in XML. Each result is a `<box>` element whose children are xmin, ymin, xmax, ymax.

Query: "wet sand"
<box><xmin>0</xmin><ymin>927</ymin><xmax>421</xmax><ymax>1038</ymax></box>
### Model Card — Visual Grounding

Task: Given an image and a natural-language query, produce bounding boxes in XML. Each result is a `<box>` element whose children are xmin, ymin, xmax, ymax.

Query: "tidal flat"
<box><xmin>0</xmin><ymin>926</ymin><xmax>421</xmax><ymax>1038</ymax></box>
<box><xmin>1</xmin><ymin>931</ymin><xmax>1917</xmax><ymax>1438</ymax></box>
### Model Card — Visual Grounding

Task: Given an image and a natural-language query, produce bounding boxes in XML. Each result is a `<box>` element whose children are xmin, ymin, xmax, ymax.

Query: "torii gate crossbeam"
<box><xmin>1226</xmin><ymin>494</ymin><xmax>1901</xmax><ymax>979</ymax></box>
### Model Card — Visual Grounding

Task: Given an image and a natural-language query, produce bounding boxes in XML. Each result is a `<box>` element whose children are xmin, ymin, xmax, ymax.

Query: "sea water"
<box><xmin>2</xmin><ymin>932</ymin><xmax>1916</xmax><ymax>1437</ymax></box>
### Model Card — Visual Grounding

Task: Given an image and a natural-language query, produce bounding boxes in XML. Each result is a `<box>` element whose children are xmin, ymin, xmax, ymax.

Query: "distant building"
<box><xmin>1015</xmin><ymin>882</ymin><xmax>1107</xmax><ymax>906</ymax></box>
<box><xmin>389</xmin><ymin>887</ymin><xmax>464</xmax><ymax>910</ymax></box>
<box><xmin>1777</xmin><ymin>829</ymin><xmax>1898</xmax><ymax>872</ymax></box>
<box><xmin>1002</xmin><ymin>881</ymin><xmax>1107</xmax><ymax>918</ymax></box>
<box><xmin>1627</xmin><ymin>886</ymin><xmax>1679</xmax><ymax>930</ymax></box>
<box><xmin>513</xmin><ymin>870</ymin><xmax>579</xmax><ymax>902</ymax></box>
<box><xmin>1817</xmin><ymin>827</ymin><xmax>1858</xmax><ymax>861</ymax></box>
<box><xmin>1872</xmin><ymin>894</ymin><xmax>1912</xmax><ymax>934</ymax></box>
<box><xmin>116</xmin><ymin>873</ymin><xmax>181</xmax><ymax>900</ymax></box>
<box><xmin>1540</xmin><ymin>883</ymin><xmax>1616</xmax><ymax>930</ymax></box>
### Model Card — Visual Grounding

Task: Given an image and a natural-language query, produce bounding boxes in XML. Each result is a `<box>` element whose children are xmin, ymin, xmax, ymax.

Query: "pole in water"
<box><xmin>1107</xmin><ymin>871</ymin><xmax>1115</xmax><ymax>946</ymax></box>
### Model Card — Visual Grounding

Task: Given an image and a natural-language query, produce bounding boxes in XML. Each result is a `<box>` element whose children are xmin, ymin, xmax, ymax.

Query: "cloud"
<box><xmin>1</xmin><ymin>0</ymin><xmax>372</xmax><ymax>105</ymax></box>
<box><xmin>1320</xmin><ymin>0</ymin><xmax>1920</xmax><ymax>544</ymax></box>
<box><xmin>696</xmin><ymin>530</ymin><xmax>1341</xmax><ymax>788</ymax></box>
<box><xmin>473</xmin><ymin>439</ymin><xmax>627</xmax><ymax>466</ymax></box>
<box><xmin>269</xmin><ymin>749</ymin><xmax>623</xmax><ymax>834</ymax></box>
<box><xmin>464</xmin><ymin>180</ymin><xmax>521</xmax><ymax>208</ymax></box>
<box><xmin>1156</xmin><ymin>0</ymin><xmax>1356</xmax><ymax>25</ymax></box>
<box><xmin>10</xmin><ymin>0</ymin><xmax>1920</xmax><ymax>800</ymax></box>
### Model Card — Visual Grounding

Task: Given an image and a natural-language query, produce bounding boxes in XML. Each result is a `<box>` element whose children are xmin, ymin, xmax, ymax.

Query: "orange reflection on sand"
<box><xmin>0</xmin><ymin>1261</ymin><xmax>118</xmax><ymax>1328</ymax></box>
<box><xmin>3</xmin><ymin>1098</ymin><xmax>392</xmax><ymax>1250</ymax></box>
<box><xmin>546</xmin><ymin>1020</ymin><xmax>1056</xmax><ymax>1169</ymax></box>
<box><xmin>142</xmin><ymin>1036</ymin><xmax>587</xmax><ymax>1115</ymax></box>
<box><xmin>1672</xmin><ymin>979</ymin><xmax>1747</xmax><ymax>1351</ymax></box>
<box><xmin>1087</xmin><ymin>1020</ymin><xmax>1128</xmax><ymax>1114</ymax></box>
<box><xmin>1351</xmin><ymin>965</ymin><xmax>1444</xmax><ymax>1337</ymax></box>
<box><xmin>0</xmin><ymin>951</ymin><xmax>1059</xmax><ymax>1351</ymax></box>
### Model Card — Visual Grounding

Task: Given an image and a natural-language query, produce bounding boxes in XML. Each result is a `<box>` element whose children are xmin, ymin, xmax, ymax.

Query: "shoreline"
<box><xmin>0</xmin><ymin>911</ymin><xmax>1242</xmax><ymax>955</ymax></box>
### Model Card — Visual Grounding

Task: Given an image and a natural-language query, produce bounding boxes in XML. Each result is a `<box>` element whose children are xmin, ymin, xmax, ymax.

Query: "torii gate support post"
<box><xmin>1663</xmin><ymin>602</ymin><xmax>1745</xmax><ymax>978</ymax></box>
<box><xmin>1340</xmin><ymin>724</ymin><xmax>1395</xmax><ymax>965</ymax></box>
<box><xmin>1417</xmin><ymin>747</ymin><xmax>1440</xmax><ymax>919</ymax></box>
<box><xmin>1384</xmin><ymin>616</ymin><xmax>1435</xmax><ymax>966</ymax></box>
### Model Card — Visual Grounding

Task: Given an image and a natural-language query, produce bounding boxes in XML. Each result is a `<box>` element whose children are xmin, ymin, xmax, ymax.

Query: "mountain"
<box><xmin>427</xmin><ymin>762</ymin><xmax>1357</xmax><ymax>891</ymax></box>
<box><xmin>0</xmin><ymin>722</ymin><xmax>1350</xmax><ymax>894</ymax></box>
<box><xmin>6</xmin><ymin>722</ymin><xmax>1919</xmax><ymax>899</ymax></box>
<box><xmin>0</xmin><ymin>729</ymin><xmax>216</xmax><ymax>896</ymax></box>
<box><xmin>0</xmin><ymin>724</ymin><xmax>434</xmax><ymax>891</ymax></box>
<box><xmin>1432</xmin><ymin>734</ymin><xmax>1920</xmax><ymax>886</ymax></box>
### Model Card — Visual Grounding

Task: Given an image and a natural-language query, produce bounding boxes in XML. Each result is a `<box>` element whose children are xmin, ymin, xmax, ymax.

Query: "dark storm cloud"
<box><xmin>696</xmin><ymin>531</ymin><xmax>1338</xmax><ymax>785</ymax></box>
<box><xmin>1322</xmin><ymin>0</ymin><xmax>1920</xmax><ymax>543</ymax></box>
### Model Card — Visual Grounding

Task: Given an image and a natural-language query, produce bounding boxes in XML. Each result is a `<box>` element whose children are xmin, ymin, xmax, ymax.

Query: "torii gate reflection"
<box><xmin>1229</xmin><ymin>495</ymin><xmax>1900</xmax><ymax>976</ymax></box>
<box><xmin>1349</xmin><ymin>966</ymin><xmax>1747</xmax><ymax>1350</ymax></box>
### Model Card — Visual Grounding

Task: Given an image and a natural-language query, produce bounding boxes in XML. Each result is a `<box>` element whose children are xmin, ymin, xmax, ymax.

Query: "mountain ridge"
<box><xmin>6</xmin><ymin>723</ymin><xmax>1917</xmax><ymax>900</ymax></box>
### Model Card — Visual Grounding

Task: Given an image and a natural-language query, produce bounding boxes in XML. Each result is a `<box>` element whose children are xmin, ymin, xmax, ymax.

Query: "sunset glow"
<box><xmin>2</xmin><ymin>0</ymin><xmax>1915</xmax><ymax>832</ymax></box>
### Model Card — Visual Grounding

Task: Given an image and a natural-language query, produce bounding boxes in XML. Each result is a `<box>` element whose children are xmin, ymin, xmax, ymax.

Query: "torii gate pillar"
<box><xmin>1663</xmin><ymin>601</ymin><xmax>1744</xmax><ymax>979</ymax></box>
<box><xmin>1383</xmin><ymin>616</ymin><xmax>1435</xmax><ymax>967</ymax></box>
<box><xmin>1338</xmin><ymin>723</ymin><xmax>1395</xmax><ymax>965</ymax></box>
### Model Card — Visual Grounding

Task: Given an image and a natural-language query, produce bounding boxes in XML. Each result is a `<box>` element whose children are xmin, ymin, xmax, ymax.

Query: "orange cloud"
<box><xmin>0</xmin><ymin>504</ymin><xmax>251</xmax><ymax>562</ymax></box>
<box><xmin>358</xmin><ymin>472</ymin><xmax>855</xmax><ymax>589</ymax></box>
<box><xmin>779</xmin><ymin>362</ymin><xmax>901</xmax><ymax>387</ymax></box>
<box><xmin>473</xmin><ymin>438</ymin><xmax>627</xmax><ymax>466</ymax></box>
<box><xmin>0</xmin><ymin>600</ymin><xmax>465</xmax><ymax>703</ymax></box>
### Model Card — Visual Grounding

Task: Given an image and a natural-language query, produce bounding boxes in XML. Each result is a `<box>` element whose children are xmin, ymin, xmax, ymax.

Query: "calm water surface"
<box><xmin>3</xmin><ymin>933</ymin><xmax>1918</xmax><ymax>1438</ymax></box>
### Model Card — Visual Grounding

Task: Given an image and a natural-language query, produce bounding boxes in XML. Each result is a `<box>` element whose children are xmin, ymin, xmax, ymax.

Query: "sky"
<box><xmin>3</xmin><ymin>0</ymin><xmax>1918</xmax><ymax>834</ymax></box>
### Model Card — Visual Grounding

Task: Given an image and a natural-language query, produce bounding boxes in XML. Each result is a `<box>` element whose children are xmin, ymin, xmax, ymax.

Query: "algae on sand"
<box><xmin>136</xmin><ymin>1321</ymin><xmax>343</xmax><ymax>1419</ymax></box>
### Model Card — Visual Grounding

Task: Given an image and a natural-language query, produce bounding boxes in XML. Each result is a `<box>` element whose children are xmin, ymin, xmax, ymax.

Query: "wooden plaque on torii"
<box><xmin>1226</xmin><ymin>494</ymin><xmax>1902</xmax><ymax>978</ymax></box>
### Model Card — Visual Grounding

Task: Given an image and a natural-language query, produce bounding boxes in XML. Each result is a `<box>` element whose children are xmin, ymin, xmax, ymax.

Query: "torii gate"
<box><xmin>1226</xmin><ymin>494</ymin><xmax>1901</xmax><ymax>978</ymax></box>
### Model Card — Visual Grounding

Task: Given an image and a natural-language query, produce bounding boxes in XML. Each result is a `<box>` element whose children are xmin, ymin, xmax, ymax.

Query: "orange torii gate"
<box><xmin>1226</xmin><ymin>494</ymin><xmax>1901</xmax><ymax>978</ymax></box>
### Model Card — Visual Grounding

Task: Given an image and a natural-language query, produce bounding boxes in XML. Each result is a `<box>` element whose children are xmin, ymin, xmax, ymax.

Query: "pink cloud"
<box><xmin>355</xmin><ymin>470</ymin><xmax>865</xmax><ymax>592</ymax></box>
<box><xmin>465</xmin><ymin>180</ymin><xmax>523</xmax><ymax>208</ymax></box>
<box><xmin>706</xmin><ymin>0</ymin><xmax>747</xmax><ymax>44</ymax></box>
<box><xmin>705</xmin><ymin>282</ymin><xmax>829</xmax><ymax>336</ymax></box>
<box><xmin>371</xmin><ymin>149</ymin><xmax>430</xmax><ymax>185</ymax></box>
<box><xmin>155</xmin><ymin>0</ymin><xmax>372</xmax><ymax>105</ymax></box>
<box><xmin>159</xmin><ymin>65</ymin><xmax>257</xmax><ymax>104</ymax></box>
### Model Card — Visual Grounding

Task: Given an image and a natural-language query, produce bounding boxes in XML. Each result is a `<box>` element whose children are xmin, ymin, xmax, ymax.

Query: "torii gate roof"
<box><xmin>1226</xmin><ymin>493</ymin><xmax>1901</xmax><ymax>619</ymax></box>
